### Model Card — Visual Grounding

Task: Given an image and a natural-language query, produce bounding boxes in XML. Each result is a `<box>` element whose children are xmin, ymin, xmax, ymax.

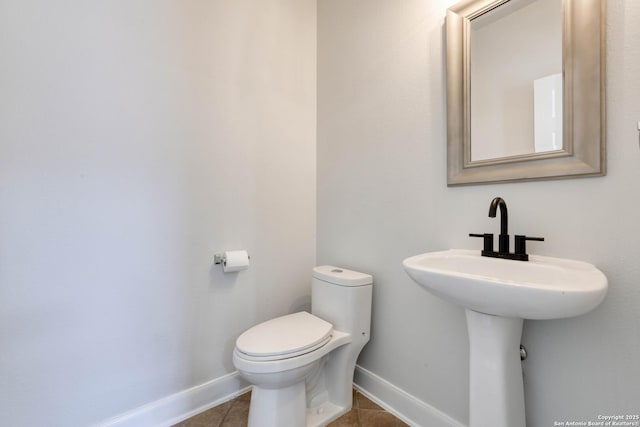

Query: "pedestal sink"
<box><xmin>402</xmin><ymin>249</ymin><xmax>607</xmax><ymax>427</ymax></box>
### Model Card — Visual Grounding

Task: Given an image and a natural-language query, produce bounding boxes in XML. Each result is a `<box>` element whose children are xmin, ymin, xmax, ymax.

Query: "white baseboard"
<box><xmin>93</xmin><ymin>372</ymin><xmax>250</xmax><ymax>427</ymax></box>
<box><xmin>354</xmin><ymin>365</ymin><xmax>466</xmax><ymax>427</ymax></box>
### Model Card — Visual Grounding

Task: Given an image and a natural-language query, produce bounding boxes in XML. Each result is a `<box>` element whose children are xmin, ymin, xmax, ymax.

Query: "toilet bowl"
<box><xmin>232</xmin><ymin>266</ymin><xmax>373</xmax><ymax>427</ymax></box>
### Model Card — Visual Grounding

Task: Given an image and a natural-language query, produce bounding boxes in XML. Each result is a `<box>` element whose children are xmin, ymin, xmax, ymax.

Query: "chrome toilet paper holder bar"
<box><xmin>213</xmin><ymin>254</ymin><xmax>224</xmax><ymax>265</ymax></box>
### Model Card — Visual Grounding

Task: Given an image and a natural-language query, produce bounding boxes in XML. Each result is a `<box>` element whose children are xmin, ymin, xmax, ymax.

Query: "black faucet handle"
<box><xmin>469</xmin><ymin>233</ymin><xmax>494</xmax><ymax>252</ymax></box>
<box><xmin>514</xmin><ymin>235</ymin><xmax>545</xmax><ymax>256</ymax></box>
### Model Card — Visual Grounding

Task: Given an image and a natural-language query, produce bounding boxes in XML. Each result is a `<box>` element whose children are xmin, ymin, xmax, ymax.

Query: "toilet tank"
<box><xmin>311</xmin><ymin>266</ymin><xmax>373</xmax><ymax>338</ymax></box>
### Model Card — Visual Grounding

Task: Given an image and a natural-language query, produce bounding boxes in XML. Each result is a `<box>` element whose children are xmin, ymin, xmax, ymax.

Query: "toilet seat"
<box><xmin>236</xmin><ymin>312</ymin><xmax>333</xmax><ymax>361</ymax></box>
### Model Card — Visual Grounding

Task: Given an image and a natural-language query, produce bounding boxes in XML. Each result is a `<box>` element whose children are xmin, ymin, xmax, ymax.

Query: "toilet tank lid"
<box><xmin>313</xmin><ymin>265</ymin><xmax>373</xmax><ymax>287</ymax></box>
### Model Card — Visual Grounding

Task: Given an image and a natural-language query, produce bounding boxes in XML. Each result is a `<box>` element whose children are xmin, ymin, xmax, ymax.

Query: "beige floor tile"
<box><xmin>237</xmin><ymin>390</ymin><xmax>252</xmax><ymax>402</ymax></box>
<box><xmin>358</xmin><ymin>408</ymin><xmax>408</xmax><ymax>427</ymax></box>
<box><xmin>355</xmin><ymin>392</ymin><xmax>384</xmax><ymax>411</ymax></box>
<box><xmin>220</xmin><ymin>399</ymin><xmax>250</xmax><ymax>427</ymax></box>
<box><xmin>327</xmin><ymin>407</ymin><xmax>359</xmax><ymax>427</ymax></box>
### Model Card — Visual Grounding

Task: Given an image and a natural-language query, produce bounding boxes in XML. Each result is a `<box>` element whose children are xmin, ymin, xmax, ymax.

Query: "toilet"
<box><xmin>232</xmin><ymin>265</ymin><xmax>373</xmax><ymax>427</ymax></box>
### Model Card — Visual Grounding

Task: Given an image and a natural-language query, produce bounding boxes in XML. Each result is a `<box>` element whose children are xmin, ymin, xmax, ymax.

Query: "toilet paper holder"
<box><xmin>214</xmin><ymin>250</ymin><xmax>251</xmax><ymax>270</ymax></box>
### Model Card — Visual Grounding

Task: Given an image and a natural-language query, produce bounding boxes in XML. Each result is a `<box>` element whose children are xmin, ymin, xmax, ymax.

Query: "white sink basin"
<box><xmin>402</xmin><ymin>249</ymin><xmax>607</xmax><ymax>320</ymax></box>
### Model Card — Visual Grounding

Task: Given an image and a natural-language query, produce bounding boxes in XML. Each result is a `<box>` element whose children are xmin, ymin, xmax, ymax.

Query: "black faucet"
<box><xmin>470</xmin><ymin>197</ymin><xmax>544</xmax><ymax>261</ymax></box>
<box><xmin>489</xmin><ymin>196</ymin><xmax>509</xmax><ymax>254</ymax></box>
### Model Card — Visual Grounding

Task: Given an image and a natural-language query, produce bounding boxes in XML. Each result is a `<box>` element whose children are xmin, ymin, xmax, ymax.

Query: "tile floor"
<box><xmin>171</xmin><ymin>389</ymin><xmax>409</xmax><ymax>427</ymax></box>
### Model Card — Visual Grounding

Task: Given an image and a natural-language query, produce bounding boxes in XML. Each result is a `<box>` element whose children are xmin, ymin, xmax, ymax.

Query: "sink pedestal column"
<box><xmin>465</xmin><ymin>309</ymin><xmax>525</xmax><ymax>427</ymax></box>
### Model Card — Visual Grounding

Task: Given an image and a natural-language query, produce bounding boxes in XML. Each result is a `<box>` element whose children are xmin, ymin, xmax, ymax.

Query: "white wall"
<box><xmin>0</xmin><ymin>1</ymin><xmax>316</xmax><ymax>426</ymax></box>
<box><xmin>318</xmin><ymin>0</ymin><xmax>640</xmax><ymax>426</ymax></box>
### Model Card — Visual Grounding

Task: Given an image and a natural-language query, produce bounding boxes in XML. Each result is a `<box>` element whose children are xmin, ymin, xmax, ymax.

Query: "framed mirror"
<box><xmin>446</xmin><ymin>0</ymin><xmax>605</xmax><ymax>186</ymax></box>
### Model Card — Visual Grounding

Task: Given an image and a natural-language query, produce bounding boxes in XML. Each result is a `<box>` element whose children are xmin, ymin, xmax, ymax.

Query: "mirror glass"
<box><xmin>470</xmin><ymin>0</ymin><xmax>563</xmax><ymax>161</ymax></box>
<box><xmin>446</xmin><ymin>0</ymin><xmax>605</xmax><ymax>186</ymax></box>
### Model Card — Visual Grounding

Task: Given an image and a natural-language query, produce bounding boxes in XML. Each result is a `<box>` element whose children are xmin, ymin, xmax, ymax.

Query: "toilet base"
<box><xmin>248</xmin><ymin>382</ymin><xmax>306</xmax><ymax>427</ymax></box>
<box><xmin>306</xmin><ymin>401</ymin><xmax>347</xmax><ymax>427</ymax></box>
<box><xmin>247</xmin><ymin>383</ymin><xmax>349</xmax><ymax>427</ymax></box>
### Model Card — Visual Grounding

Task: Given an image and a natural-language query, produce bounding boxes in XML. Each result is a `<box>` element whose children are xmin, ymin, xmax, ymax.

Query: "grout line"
<box><xmin>217</xmin><ymin>399</ymin><xmax>234</xmax><ymax>427</ymax></box>
<box><xmin>220</xmin><ymin>392</ymin><xmax>251</xmax><ymax>426</ymax></box>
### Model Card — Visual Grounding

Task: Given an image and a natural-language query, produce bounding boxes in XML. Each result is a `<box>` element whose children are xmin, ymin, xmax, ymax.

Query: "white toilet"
<box><xmin>232</xmin><ymin>265</ymin><xmax>373</xmax><ymax>427</ymax></box>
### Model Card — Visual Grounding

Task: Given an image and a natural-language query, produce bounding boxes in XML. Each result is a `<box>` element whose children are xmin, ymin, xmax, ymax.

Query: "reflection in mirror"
<box><xmin>470</xmin><ymin>0</ymin><xmax>563</xmax><ymax>162</ymax></box>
